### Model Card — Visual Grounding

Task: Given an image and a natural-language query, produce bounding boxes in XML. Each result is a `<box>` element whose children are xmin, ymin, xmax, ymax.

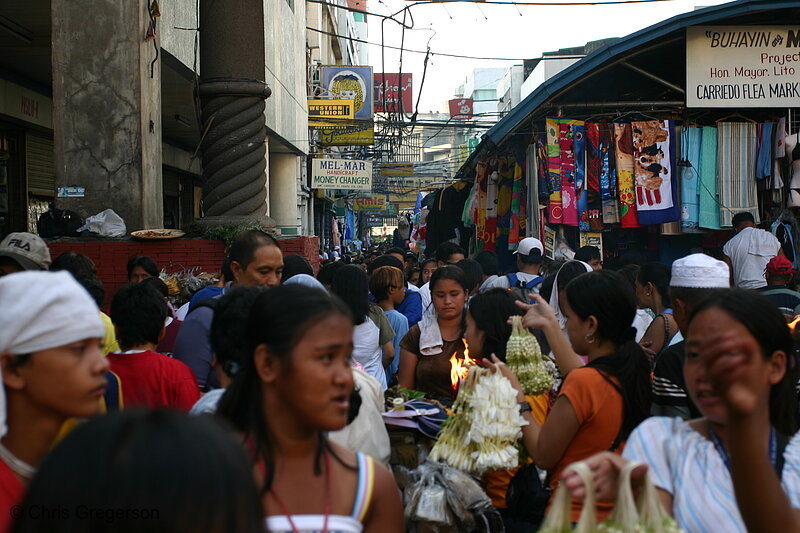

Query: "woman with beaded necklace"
<box><xmin>0</xmin><ymin>271</ymin><xmax>110</xmax><ymax>533</ymax></box>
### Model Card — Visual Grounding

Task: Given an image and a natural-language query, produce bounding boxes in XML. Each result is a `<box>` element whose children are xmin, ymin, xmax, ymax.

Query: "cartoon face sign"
<box><xmin>329</xmin><ymin>73</ymin><xmax>366</xmax><ymax>114</ymax></box>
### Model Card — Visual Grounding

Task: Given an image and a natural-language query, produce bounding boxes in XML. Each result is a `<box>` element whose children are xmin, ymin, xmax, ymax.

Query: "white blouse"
<box><xmin>623</xmin><ymin>417</ymin><xmax>800</xmax><ymax>533</ymax></box>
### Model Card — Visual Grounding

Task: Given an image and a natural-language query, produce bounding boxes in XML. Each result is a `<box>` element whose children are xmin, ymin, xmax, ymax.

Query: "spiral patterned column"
<box><xmin>198</xmin><ymin>78</ymin><xmax>272</xmax><ymax>217</ymax></box>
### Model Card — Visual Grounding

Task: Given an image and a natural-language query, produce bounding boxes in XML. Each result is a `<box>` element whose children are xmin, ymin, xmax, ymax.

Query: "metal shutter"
<box><xmin>26</xmin><ymin>132</ymin><xmax>54</xmax><ymax>197</ymax></box>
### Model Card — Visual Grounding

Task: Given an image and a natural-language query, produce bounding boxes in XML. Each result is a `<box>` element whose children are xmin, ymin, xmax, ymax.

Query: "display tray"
<box><xmin>130</xmin><ymin>229</ymin><xmax>186</xmax><ymax>240</ymax></box>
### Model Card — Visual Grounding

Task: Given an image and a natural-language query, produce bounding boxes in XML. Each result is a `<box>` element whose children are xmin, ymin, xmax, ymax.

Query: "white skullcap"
<box><xmin>0</xmin><ymin>271</ymin><xmax>105</xmax><ymax>355</ymax></box>
<box><xmin>670</xmin><ymin>253</ymin><xmax>730</xmax><ymax>289</ymax></box>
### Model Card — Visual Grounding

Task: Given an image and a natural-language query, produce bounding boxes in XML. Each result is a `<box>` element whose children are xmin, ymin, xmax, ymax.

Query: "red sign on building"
<box><xmin>448</xmin><ymin>98</ymin><xmax>474</xmax><ymax>120</ymax></box>
<box><xmin>374</xmin><ymin>73</ymin><xmax>413</xmax><ymax>113</ymax></box>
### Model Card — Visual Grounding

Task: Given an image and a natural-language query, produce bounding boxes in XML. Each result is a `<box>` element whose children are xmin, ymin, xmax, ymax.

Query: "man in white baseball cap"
<box><xmin>484</xmin><ymin>237</ymin><xmax>546</xmax><ymax>297</ymax></box>
<box><xmin>0</xmin><ymin>232</ymin><xmax>51</xmax><ymax>276</ymax></box>
<box><xmin>651</xmin><ymin>254</ymin><xmax>730</xmax><ymax>419</ymax></box>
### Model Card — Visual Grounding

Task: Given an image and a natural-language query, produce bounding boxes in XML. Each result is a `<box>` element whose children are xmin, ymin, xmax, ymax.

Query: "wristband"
<box><xmin>517</xmin><ymin>401</ymin><xmax>532</xmax><ymax>414</ymax></box>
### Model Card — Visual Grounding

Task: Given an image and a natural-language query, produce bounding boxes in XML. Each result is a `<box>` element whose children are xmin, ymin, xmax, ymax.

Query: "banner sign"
<box><xmin>353</xmin><ymin>195</ymin><xmax>388</xmax><ymax>211</ymax></box>
<box><xmin>449</xmin><ymin>98</ymin><xmax>473</xmax><ymax>120</ymax></box>
<box><xmin>308</xmin><ymin>99</ymin><xmax>355</xmax><ymax>127</ymax></box>
<box><xmin>380</xmin><ymin>163</ymin><xmax>414</xmax><ymax>177</ymax></box>
<box><xmin>687</xmin><ymin>26</ymin><xmax>800</xmax><ymax>107</ymax></box>
<box><xmin>579</xmin><ymin>232</ymin><xmax>603</xmax><ymax>258</ymax></box>
<box><xmin>311</xmin><ymin>159</ymin><xmax>372</xmax><ymax>190</ymax></box>
<box><xmin>321</xmin><ymin>66</ymin><xmax>374</xmax><ymax>145</ymax></box>
<box><xmin>374</xmin><ymin>73</ymin><xmax>413</xmax><ymax>113</ymax></box>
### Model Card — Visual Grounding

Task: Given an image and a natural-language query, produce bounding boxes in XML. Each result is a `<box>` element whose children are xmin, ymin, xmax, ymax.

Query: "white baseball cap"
<box><xmin>0</xmin><ymin>232</ymin><xmax>51</xmax><ymax>270</ymax></box>
<box><xmin>670</xmin><ymin>253</ymin><xmax>730</xmax><ymax>289</ymax></box>
<box><xmin>514</xmin><ymin>237</ymin><xmax>544</xmax><ymax>256</ymax></box>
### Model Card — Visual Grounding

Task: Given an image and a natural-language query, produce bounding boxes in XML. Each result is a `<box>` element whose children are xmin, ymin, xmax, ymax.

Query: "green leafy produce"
<box><xmin>506</xmin><ymin>315</ymin><xmax>554</xmax><ymax>395</ymax></box>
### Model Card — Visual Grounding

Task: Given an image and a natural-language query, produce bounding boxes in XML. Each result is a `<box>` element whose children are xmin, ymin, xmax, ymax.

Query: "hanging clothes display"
<box><xmin>546</xmin><ymin>118</ymin><xmax>563</xmax><ymax>223</ymax></box>
<box><xmin>680</xmin><ymin>126</ymin><xmax>702</xmax><ymax>231</ymax></box>
<box><xmin>698</xmin><ymin>126</ymin><xmax>720</xmax><ymax>230</ymax></box>
<box><xmin>573</xmin><ymin>123</ymin><xmax>589</xmax><ymax>231</ymax></box>
<box><xmin>495</xmin><ymin>156</ymin><xmax>515</xmax><ymax>251</ymax></box>
<box><xmin>630</xmin><ymin>120</ymin><xmax>679</xmax><ymax>225</ymax></box>
<box><xmin>755</xmin><ymin>122</ymin><xmax>775</xmax><ymax>181</ymax></box>
<box><xmin>614</xmin><ymin>123</ymin><xmax>640</xmax><ymax>228</ymax></box>
<box><xmin>717</xmin><ymin>122</ymin><xmax>759</xmax><ymax>227</ymax></box>
<box><xmin>595</xmin><ymin>123</ymin><xmax>619</xmax><ymax>224</ymax></box>
<box><xmin>509</xmin><ymin>151</ymin><xmax>525</xmax><ymax>248</ymax></box>
<box><xmin>584</xmin><ymin>123</ymin><xmax>604</xmax><ymax>231</ymax></box>
<box><xmin>526</xmin><ymin>142</ymin><xmax>541</xmax><ymax>238</ymax></box>
<box><xmin>559</xmin><ymin>121</ymin><xmax>579</xmax><ymax>226</ymax></box>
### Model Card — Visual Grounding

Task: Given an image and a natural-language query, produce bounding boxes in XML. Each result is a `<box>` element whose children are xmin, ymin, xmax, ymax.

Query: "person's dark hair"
<box><xmin>50</xmin><ymin>252</ymin><xmax>104</xmax><ymax>307</ymax></box>
<box><xmin>473</xmin><ymin>250</ymin><xmax>499</xmax><ymax>276</ymax></box>
<box><xmin>688</xmin><ymin>289</ymin><xmax>800</xmax><ymax>436</ymax></box>
<box><xmin>140</xmin><ymin>276</ymin><xmax>169</xmax><ymax>298</ymax></box>
<box><xmin>210</xmin><ymin>286</ymin><xmax>266</xmax><ymax>379</ymax></box>
<box><xmin>316</xmin><ymin>260</ymin><xmax>345</xmax><ymax>287</ymax></box>
<box><xmin>637</xmin><ymin>262</ymin><xmax>672</xmax><ymax>309</ymax></box>
<box><xmin>220</xmin><ymin>256</ymin><xmax>233</xmax><ymax>283</ymax></box>
<box><xmin>126</xmin><ymin>255</ymin><xmax>158</xmax><ymax>280</ymax></box>
<box><xmin>539</xmin><ymin>273</ymin><xmax>557</xmax><ymax>302</ymax></box>
<box><xmin>617</xmin><ymin>252</ymin><xmax>645</xmax><ymax>269</ymax></box>
<box><xmin>518</xmin><ymin>248</ymin><xmax>544</xmax><ymax>266</ymax></box>
<box><xmin>217</xmin><ymin>285</ymin><xmax>353</xmax><ymax>492</ymax></box>
<box><xmin>229</xmin><ymin>230</ymin><xmax>280</xmax><ymax>270</ymax></box>
<box><xmin>387</xmin><ymin>247</ymin><xmax>406</xmax><ymax>257</ymax></box>
<box><xmin>575</xmin><ymin>245</ymin><xmax>601</xmax><ymax>263</ymax></box>
<box><xmin>406</xmin><ymin>267</ymin><xmax>421</xmax><ymax>283</ymax></box>
<box><xmin>468</xmin><ymin>289</ymin><xmax>523</xmax><ymax>360</ymax></box>
<box><xmin>110</xmin><ymin>283</ymin><xmax>168</xmax><ymax>350</ymax></box>
<box><xmin>331</xmin><ymin>264</ymin><xmax>369</xmax><ymax>325</ymax></box>
<box><xmin>435</xmin><ymin>242</ymin><xmax>466</xmax><ymax>264</ymax></box>
<box><xmin>368</xmin><ymin>254</ymin><xmax>404</xmax><ymax>274</ymax></box>
<box><xmin>618</xmin><ymin>264</ymin><xmax>640</xmax><ymax>291</ymax></box>
<box><xmin>369</xmin><ymin>266</ymin><xmax>405</xmax><ymax>301</ymax></box>
<box><xmin>565</xmin><ymin>270</ymin><xmax>651</xmax><ymax>442</ymax></box>
<box><xmin>430</xmin><ymin>264</ymin><xmax>469</xmax><ymax>293</ymax></box>
<box><xmin>13</xmin><ymin>409</ymin><xmax>263</xmax><ymax>533</ymax></box>
<box><xmin>281</xmin><ymin>254</ymin><xmax>313</xmax><ymax>283</ymax></box>
<box><xmin>669</xmin><ymin>286</ymin><xmax>721</xmax><ymax>311</ymax></box>
<box><xmin>556</xmin><ymin>261</ymin><xmax>590</xmax><ymax>292</ymax></box>
<box><xmin>421</xmin><ymin>258</ymin><xmax>437</xmax><ymax>272</ymax></box>
<box><xmin>732</xmin><ymin>211</ymin><xmax>756</xmax><ymax>229</ymax></box>
<box><xmin>455</xmin><ymin>259</ymin><xmax>483</xmax><ymax>292</ymax></box>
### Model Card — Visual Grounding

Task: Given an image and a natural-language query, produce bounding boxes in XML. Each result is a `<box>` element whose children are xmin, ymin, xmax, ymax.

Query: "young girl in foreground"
<box><xmin>562</xmin><ymin>289</ymin><xmax>800</xmax><ymax>533</ymax></box>
<box><xmin>218</xmin><ymin>285</ymin><xmax>404</xmax><ymax>533</ymax></box>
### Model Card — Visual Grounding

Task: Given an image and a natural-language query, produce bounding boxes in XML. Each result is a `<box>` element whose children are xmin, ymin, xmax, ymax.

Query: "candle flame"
<box><xmin>449</xmin><ymin>342</ymin><xmax>479</xmax><ymax>391</ymax></box>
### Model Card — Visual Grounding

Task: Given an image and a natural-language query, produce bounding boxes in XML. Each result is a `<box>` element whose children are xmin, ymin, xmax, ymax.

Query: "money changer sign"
<box><xmin>311</xmin><ymin>159</ymin><xmax>373</xmax><ymax>191</ymax></box>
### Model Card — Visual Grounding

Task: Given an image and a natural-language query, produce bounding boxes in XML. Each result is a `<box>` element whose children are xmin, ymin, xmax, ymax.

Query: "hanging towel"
<box><xmin>680</xmin><ymin>126</ymin><xmax>702</xmax><ymax>231</ymax></box>
<box><xmin>631</xmin><ymin>120</ymin><xmax>679</xmax><ymax>225</ymax></box>
<box><xmin>509</xmin><ymin>159</ymin><xmax>523</xmax><ymax>247</ymax></box>
<box><xmin>574</xmin><ymin>123</ymin><xmax>589</xmax><ymax>231</ymax></box>
<box><xmin>614</xmin><ymin>123</ymin><xmax>640</xmax><ymax>227</ymax></box>
<box><xmin>698</xmin><ymin>126</ymin><xmax>720</xmax><ymax>230</ymax></box>
<box><xmin>559</xmin><ymin>122</ymin><xmax>579</xmax><ymax>226</ymax></box>
<box><xmin>717</xmin><ymin>122</ymin><xmax>759</xmax><ymax>227</ymax></box>
<box><xmin>585</xmin><ymin>123</ymin><xmax>604</xmax><ymax>230</ymax></box>
<box><xmin>546</xmin><ymin>118</ymin><xmax>563</xmax><ymax>223</ymax></box>
<box><xmin>418</xmin><ymin>312</ymin><xmax>444</xmax><ymax>356</ymax></box>
<box><xmin>755</xmin><ymin>122</ymin><xmax>776</xmax><ymax>181</ymax></box>
<box><xmin>598</xmin><ymin>124</ymin><xmax>619</xmax><ymax>224</ymax></box>
<box><xmin>776</xmin><ymin>117</ymin><xmax>787</xmax><ymax>158</ymax></box>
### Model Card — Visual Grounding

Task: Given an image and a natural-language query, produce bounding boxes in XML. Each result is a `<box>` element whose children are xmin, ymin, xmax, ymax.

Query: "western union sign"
<box><xmin>308</xmin><ymin>99</ymin><xmax>355</xmax><ymax>127</ymax></box>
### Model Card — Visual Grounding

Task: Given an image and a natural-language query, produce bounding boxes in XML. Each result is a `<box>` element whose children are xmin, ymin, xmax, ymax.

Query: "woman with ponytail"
<box><xmin>486</xmin><ymin>270</ymin><xmax>651</xmax><ymax>523</ymax></box>
<box><xmin>217</xmin><ymin>285</ymin><xmax>403</xmax><ymax>533</ymax></box>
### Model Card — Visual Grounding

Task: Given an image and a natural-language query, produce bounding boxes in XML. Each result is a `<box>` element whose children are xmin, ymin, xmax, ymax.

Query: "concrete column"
<box><xmin>52</xmin><ymin>0</ymin><xmax>163</xmax><ymax>231</ymax></box>
<box><xmin>269</xmin><ymin>153</ymin><xmax>299</xmax><ymax>235</ymax></box>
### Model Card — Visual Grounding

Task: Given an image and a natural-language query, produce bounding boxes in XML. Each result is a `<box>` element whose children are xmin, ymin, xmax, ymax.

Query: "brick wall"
<box><xmin>46</xmin><ymin>236</ymin><xmax>319</xmax><ymax>310</ymax></box>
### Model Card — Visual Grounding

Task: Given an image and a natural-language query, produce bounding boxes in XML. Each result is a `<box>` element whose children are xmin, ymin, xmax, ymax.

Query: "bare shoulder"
<box><xmin>364</xmin><ymin>460</ymin><xmax>404</xmax><ymax>533</ymax></box>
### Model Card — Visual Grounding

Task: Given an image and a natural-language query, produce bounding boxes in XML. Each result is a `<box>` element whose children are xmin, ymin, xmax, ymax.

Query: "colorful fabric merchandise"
<box><xmin>559</xmin><ymin>121</ymin><xmax>578</xmax><ymax>226</ymax></box>
<box><xmin>584</xmin><ymin>123</ymin><xmax>605</xmax><ymax>230</ymax></box>
<box><xmin>614</xmin><ymin>123</ymin><xmax>639</xmax><ymax>227</ymax></box>
<box><xmin>496</xmin><ymin>156</ymin><xmax>515</xmax><ymax>249</ymax></box>
<box><xmin>573</xmin><ymin>123</ymin><xmax>590</xmax><ymax>231</ymax></box>
<box><xmin>680</xmin><ymin>126</ymin><xmax>702</xmax><ymax>231</ymax></box>
<box><xmin>717</xmin><ymin>122</ymin><xmax>759</xmax><ymax>227</ymax></box>
<box><xmin>546</xmin><ymin>118</ymin><xmax>563</xmax><ymax>223</ymax></box>
<box><xmin>755</xmin><ymin>122</ymin><xmax>775</xmax><ymax>181</ymax></box>
<box><xmin>699</xmin><ymin>126</ymin><xmax>721</xmax><ymax>229</ymax></box>
<box><xmin>631</xmin><ymin>120</ymin><xmax>679</xmax><ymax>225</ymax></box>
<box><xmin>595</xmin><ymin>123</ymin><xmax>619</xmax><ymax>224</ymax></box>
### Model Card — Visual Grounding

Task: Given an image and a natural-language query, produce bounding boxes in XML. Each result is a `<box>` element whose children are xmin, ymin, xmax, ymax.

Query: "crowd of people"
<box><xmin>0</xmin><ymin>210</ymin><xmax>799</xmax><ymax>532</ymax></box>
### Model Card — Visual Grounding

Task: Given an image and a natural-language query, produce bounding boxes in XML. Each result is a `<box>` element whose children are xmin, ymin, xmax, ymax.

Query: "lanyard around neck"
<box><xmin>707</xmin><ymin>421</ymin><xmax>776</xmax><ymax>473</ymax></box>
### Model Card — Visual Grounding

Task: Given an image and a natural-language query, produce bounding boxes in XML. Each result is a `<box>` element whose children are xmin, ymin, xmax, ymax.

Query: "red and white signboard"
<box><xmin>374</xmin><ymin>73</ymin><xmax>413</xmax><ymax>113</ymax></box>
<box><xmin>449</xmin><ymin>98</ymin><xmax>474</xmax><ymax>120</ymax></box>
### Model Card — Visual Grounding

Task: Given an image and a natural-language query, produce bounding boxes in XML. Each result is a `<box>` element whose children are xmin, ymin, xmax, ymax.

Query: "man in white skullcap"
<box><xmin>0</xmin><ymin>271</ymin><xmax>108</xmax><ymax>529</ymax></box>
<box><xmin>651</xmin><ymin>254</ymin><xmax>730</xmax><ymax>419</ymax></box>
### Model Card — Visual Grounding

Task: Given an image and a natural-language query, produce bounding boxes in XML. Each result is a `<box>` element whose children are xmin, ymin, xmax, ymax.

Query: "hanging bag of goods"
<box><xmin>506</xmin><ymin>315</ymin><xmax>554</xmax><ymax>395</ymax></box>
<box><xmin>429</xmin><ymin>366</ymin><xmax>527</xmax><ymax>475</ymax></box>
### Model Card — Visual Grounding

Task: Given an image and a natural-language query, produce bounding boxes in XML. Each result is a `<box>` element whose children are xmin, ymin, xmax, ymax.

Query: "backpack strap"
<box><xmin>189</xmin><ymin>297</ymin><xmax>218</xmax><ymax>314</ymax></box>
<box><xmin>524</xmin><ymin>276</ymin><xmax>545</xmax><ymax>290</ymax></box>
<box><xmin>506</xmin><ymin>272</ymin><xmax>519</xmax><ymax>288</ymax></box>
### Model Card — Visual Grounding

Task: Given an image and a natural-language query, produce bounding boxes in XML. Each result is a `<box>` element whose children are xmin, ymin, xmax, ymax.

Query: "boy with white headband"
<box><xmin>0</xmin><ymin>271</ymin><xmax>109</xmax><ymax>531</ymax></box>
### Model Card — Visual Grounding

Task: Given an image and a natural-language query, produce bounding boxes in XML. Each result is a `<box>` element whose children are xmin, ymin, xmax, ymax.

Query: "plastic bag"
<box><xmin>538</xmin><ymin>461</ymin><xmax>597</xmax><ymax>533</ymax></box>
<box><xmin>77</xmin><ymin>209</ymin><xmax>126</xmax><ymax>237</ymax></box>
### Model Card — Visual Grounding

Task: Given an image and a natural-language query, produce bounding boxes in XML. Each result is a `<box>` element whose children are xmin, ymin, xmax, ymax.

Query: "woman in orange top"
<box><xmin>487</xmin><ymin>270</ymin><xmax>651</xmax><ymax>523</ymax></box>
